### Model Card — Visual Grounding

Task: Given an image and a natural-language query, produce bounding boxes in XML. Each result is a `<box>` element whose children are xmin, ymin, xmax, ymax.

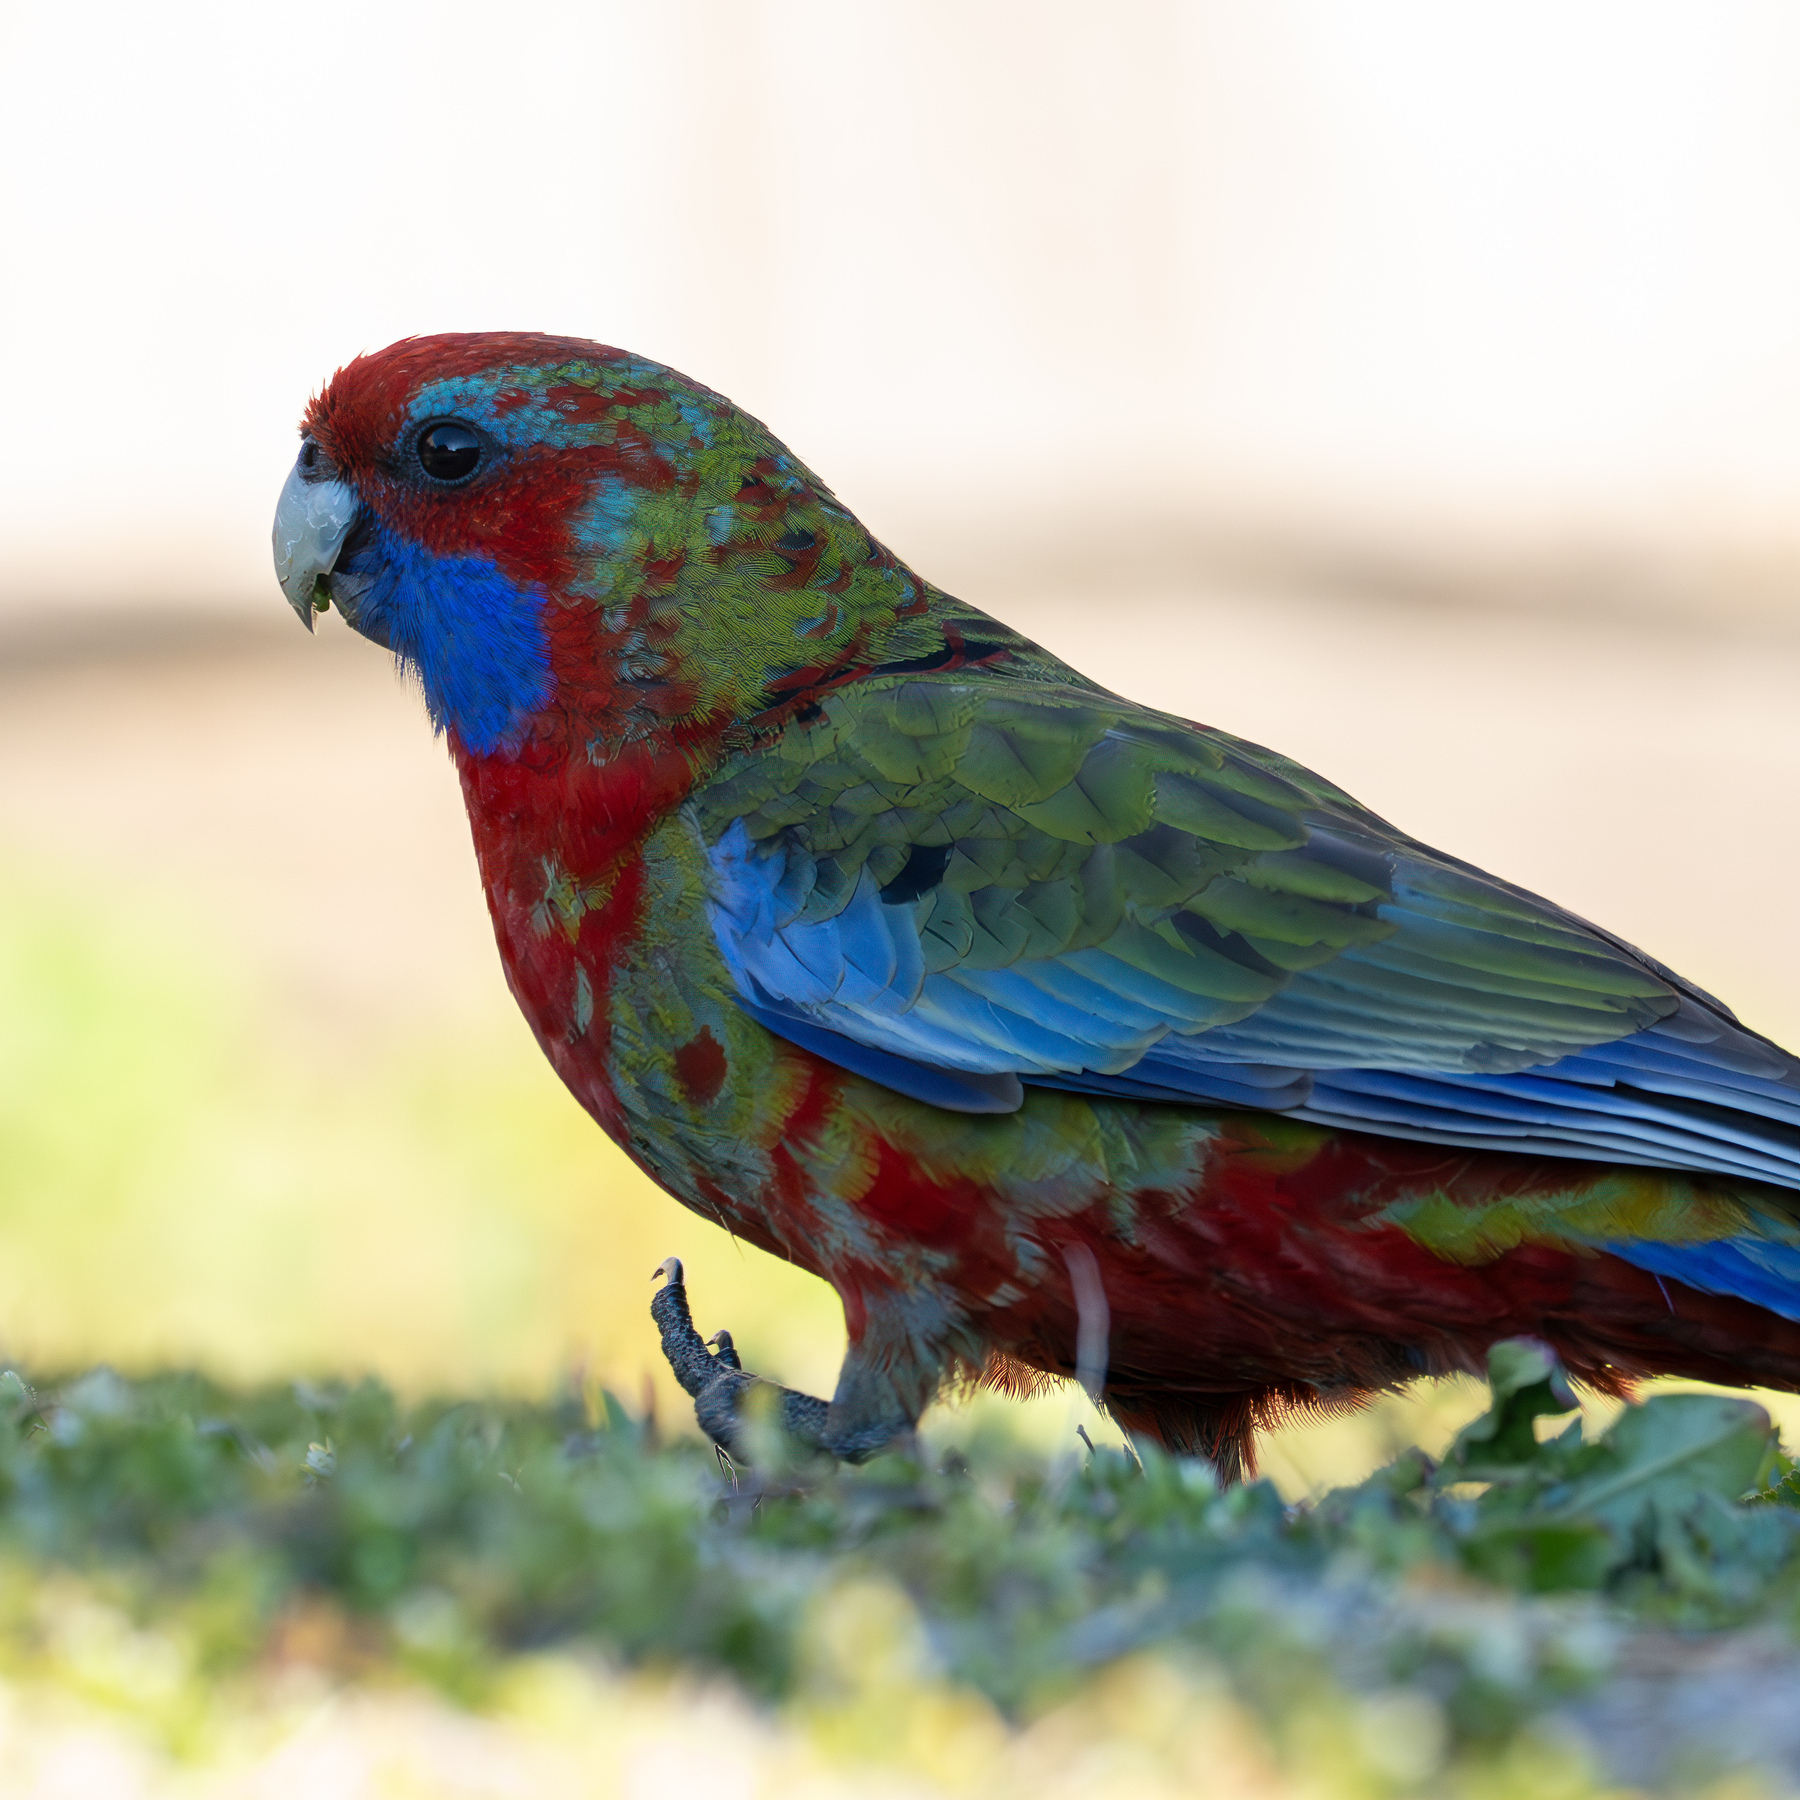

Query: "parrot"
<box><xmin>273</xmin><ymin>331</ymin><xmax>1800</xmax><ymax>1479</ymax></box>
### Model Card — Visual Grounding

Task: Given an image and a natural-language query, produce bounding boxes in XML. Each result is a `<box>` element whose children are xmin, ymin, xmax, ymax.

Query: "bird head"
<box><xmin>273</xmin><ymin>332</ymin><xmax>940</xmax><ymax>760</ymax></box>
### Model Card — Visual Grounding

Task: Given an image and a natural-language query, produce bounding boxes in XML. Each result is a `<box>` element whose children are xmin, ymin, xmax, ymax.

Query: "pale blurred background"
<box><xmin>5</xmin><ymin>0</ymin><xmax>1800</xmax><ymax>1494</ymax></box>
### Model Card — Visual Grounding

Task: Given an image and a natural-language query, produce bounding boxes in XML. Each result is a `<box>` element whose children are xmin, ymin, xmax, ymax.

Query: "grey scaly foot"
<box><xmin>650</xmin><ymin>1259</ymin><xmax>830</xmax><ymax>1463</ymax></box>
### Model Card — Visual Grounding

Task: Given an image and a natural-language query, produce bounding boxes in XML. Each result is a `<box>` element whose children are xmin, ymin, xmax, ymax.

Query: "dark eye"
<box><xmin>417</xmin><ymin>422</ymin><xmax>483</xmax><ymax>483</ymax></box>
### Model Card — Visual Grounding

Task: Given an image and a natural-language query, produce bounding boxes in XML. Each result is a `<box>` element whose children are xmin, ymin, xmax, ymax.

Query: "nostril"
<box><xmin>299</xmin><ymin>440</ymin><xmax>318</xmax><ymax>471</ymax></box>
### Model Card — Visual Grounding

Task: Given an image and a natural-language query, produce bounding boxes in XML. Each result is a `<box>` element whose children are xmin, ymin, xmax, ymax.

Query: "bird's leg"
<box><xmin>651</xmin><ymin>1258</ymin><xmax>829</xmax><ymax>1463</ymax></box>
<box><xmin>651</xmin><ymin>1258</ymin><xmax>918</xmax><ymax>1465</ymax></box>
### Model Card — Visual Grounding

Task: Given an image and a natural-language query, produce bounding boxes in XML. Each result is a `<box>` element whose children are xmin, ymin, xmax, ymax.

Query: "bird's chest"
<box><xmin>458</xmin><ymin>760</ymin><xmax>805</xmax><ymax>1222</ymax></box>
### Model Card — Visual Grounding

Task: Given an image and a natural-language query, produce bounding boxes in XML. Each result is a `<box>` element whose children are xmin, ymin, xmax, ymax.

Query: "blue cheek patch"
<box><xmin>361</xmin><ymin>527</ymin><xmax>554</xmax><ymax>756</ymax></box>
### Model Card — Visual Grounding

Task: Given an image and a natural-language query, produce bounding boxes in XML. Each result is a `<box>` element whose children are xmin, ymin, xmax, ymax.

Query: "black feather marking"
<box><xmin>880</xmin><ymin>843</ymin><xmax>953</xmax><ymax>905</ymax></box>
<box><xmin>870</xmin><ymin>638</ymin><xmax>1014</xmax><ymax>677</ymax></box>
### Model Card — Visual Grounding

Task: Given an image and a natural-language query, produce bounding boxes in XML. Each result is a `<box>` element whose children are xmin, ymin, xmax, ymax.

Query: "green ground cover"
<box><xmin>0</xmin><ymin>1344</ymin><xmax>1794</xmax><ymax>1794</ymax></box>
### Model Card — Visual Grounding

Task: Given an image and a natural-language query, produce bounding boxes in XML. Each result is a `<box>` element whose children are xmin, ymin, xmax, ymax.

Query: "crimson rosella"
<box><xmin>273</xmin><ymin>333</ymin><xmax>1800</xmax><ymax>1477</ymax></box>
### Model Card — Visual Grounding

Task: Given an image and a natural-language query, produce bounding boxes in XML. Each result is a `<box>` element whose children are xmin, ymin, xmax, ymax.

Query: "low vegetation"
<box><xmin>0</xmin><ymin>1343</ymin><xmax>1795</xmax><ymax>1794</ymax></box>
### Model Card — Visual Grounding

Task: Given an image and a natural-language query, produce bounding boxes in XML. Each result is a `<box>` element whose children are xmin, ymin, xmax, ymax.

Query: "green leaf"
<box><xmin>1440</xmin><ymin>1338</ymin><xmax>1580</xmax><ymax>1481</ymax></box>
<box><xmin>1458</xmin><ymin>1519</ymin><xmax>1617</xmax><ymax>1592</ymax></box>
<box><xmin>1544</xmin><ymin>1394</ymin><xmax>1774</xmax><ymax>1537</ymax></box>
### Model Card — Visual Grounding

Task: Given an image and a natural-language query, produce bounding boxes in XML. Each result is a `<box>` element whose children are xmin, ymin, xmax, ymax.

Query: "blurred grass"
<box><xmin>0</xmin><ymin>1353</ymin><xmax>1787</xmax><ymax>1796</ymax></box>
<box><xmin>0</xmin><ymin>863</ymin><xmax>846</xmax><ymax>1414</ymax></box>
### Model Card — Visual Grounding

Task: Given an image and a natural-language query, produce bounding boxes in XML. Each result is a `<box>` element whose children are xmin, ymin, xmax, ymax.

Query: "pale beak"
<box><xmin>272</xmin><ymin>456</ymin><xmax>361</xmax><ymax>632</ymax></box>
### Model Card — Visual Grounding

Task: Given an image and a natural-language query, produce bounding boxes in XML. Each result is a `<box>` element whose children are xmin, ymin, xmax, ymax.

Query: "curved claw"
<box><xmin>650</xmin><ymin>1259</ymin><xmax>717</xmax><ymax>1398</ymax></box>
<box><xmin>654</xmin><ymin>1257</ymin><xmax>684</xmax><ymax>1285</ymax></box>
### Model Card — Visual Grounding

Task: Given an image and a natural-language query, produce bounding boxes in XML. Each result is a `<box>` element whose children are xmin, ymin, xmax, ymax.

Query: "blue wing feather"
<box><xmin>1605</xmin><ymin>1237</ymin><xmax>1800</xmax><ymax>1323</ymax></box>
<box><xmin>703</xmin><ymin>805</ymin><xmax>1800</xmax><ymax>1200</ymax></box>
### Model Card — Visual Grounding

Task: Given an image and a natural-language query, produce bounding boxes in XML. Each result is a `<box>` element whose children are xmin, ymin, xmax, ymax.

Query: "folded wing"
<box><xmin>696</xmin><ymin>672</ymin><xmax>1800</xmax><ymax>1194</ymax></box>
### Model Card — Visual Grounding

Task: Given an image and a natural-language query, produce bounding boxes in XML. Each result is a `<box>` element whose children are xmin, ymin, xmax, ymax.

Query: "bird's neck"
<box><xmin>452</xmin><ymin>706</ymin><xmax>725</xmax><ymax>904</ymax></box>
